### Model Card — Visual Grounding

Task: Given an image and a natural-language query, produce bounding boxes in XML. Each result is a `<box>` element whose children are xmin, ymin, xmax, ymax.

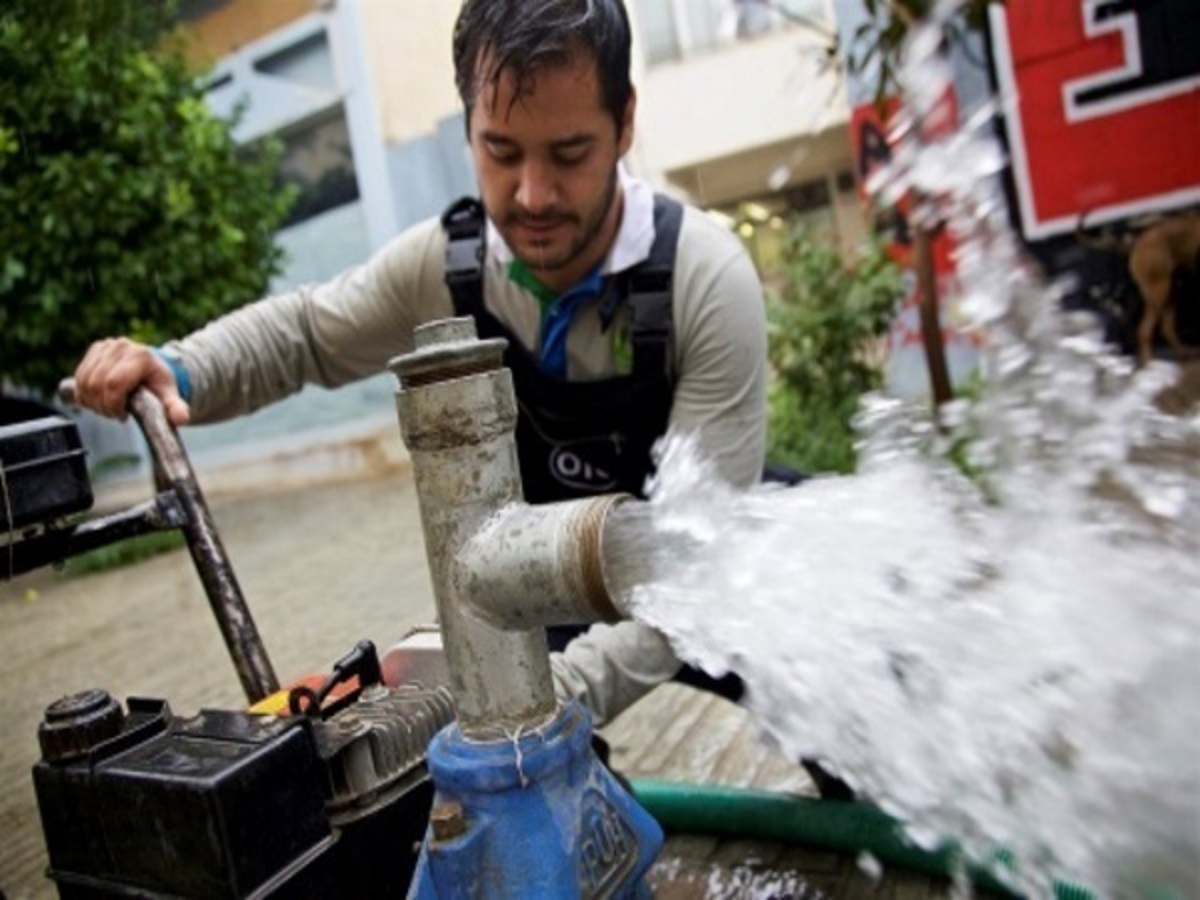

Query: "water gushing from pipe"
<box><xmin>598</xmin><ymin>8</ymin><xmax>1199</xmax><ymax>898</ymax></box>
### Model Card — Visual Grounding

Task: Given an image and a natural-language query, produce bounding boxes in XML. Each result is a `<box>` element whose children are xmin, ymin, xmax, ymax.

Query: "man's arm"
<box><xmin>667</xmin><ymin>208</ymin><xmax>768</xmax><ymax>490</ymax></box>
<box><xmin>549</xmin><ymin>209</ymin><xmax>768</xmax><ymax>725</ymax></box>
<box><xmin>166</xmin><ymin>218</ymin><xmax>450</xmax><ymax>423</ymax></box>
<box><xmin>74</xmin><ymin>217</ymin><xmax>450</xmax><ymax>424</ymax></box>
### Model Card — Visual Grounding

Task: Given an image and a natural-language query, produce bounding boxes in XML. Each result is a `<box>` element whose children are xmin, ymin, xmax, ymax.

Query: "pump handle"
<box><xmin>57</xmin><ymin>379</ymin><xmax>280</xmax><ymax>704</ymax></box>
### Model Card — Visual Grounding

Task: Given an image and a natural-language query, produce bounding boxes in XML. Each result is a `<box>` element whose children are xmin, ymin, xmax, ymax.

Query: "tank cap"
<box><xmin>39</xmin><ymin>688</ymin><xmax>125</xmax><ymax>763</ymax></box>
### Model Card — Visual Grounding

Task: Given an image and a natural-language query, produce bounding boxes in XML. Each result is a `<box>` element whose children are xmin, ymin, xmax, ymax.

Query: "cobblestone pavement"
<box><xmin>1</xmin><ymin>471</ymin><xmax>436</xmax><ymax>899</ymax></box>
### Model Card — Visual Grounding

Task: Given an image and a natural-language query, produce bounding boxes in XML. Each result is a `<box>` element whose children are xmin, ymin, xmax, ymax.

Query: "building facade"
<box><xmin>184</xmin><ymin>0</ymin><xmax>864</xmax><ymax>269</ymax></box>
<box><xmin>111</xmin><ymin>0</ymin><xmax>866</xmax><ymax>474</ymax></box>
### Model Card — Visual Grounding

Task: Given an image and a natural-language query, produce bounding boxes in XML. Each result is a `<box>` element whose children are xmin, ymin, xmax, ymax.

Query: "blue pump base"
<box><xmin>408</xmin><ymin>700</ymin><xmax>663</xmax><ymax>898</ymax></box>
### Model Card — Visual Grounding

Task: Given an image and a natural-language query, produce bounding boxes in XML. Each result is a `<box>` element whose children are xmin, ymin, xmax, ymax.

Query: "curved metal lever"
<box><xmin>58</xmin><ymin>379</ymin><xmax>279</xmax><ymax>703</ymax></box>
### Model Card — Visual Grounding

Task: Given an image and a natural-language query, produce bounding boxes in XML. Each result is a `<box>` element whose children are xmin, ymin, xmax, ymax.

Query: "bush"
<box><xmin>766</xmin><ymin>230</ymin><xmax>902</xmax><ymax>474</ymax></box>
<box><xmin>0</xmin><ymin>0</ymin><xmax>294</xmax><ymax>396</ymax></box>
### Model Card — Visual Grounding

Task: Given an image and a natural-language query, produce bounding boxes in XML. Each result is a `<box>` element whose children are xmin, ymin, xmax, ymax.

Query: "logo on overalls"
<box><xmin>578</xmin><ymin>788</ymin><xmax>637</xmax><ymax>896</ymax></box>
<box><xmin>550</xmin><ymin>443</ymin><xmax>618</xmax><ymax>491</ymax></box>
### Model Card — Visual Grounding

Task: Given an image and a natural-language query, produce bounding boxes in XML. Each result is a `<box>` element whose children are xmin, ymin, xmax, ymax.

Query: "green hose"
<box><xmin>629</xmin><ymin>778</ymin><xmax>1094</xmax><ymax>900</ymax></box>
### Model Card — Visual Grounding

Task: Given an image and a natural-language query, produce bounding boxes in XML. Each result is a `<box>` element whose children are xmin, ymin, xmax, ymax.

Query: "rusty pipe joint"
<box><xmin>456</xmin><ymin>494</ymin><xmax>632</xmax><ymax>631</ymax></box>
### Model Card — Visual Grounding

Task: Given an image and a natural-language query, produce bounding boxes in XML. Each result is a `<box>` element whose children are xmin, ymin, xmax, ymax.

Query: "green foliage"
<box><xmin>0</xmin><ymin>0</ymin><xmax>295</xmax><ymax>395</ymax></box>
<box><xmin>61</xmin><ymin>529</ymin><xmax>186</xmax><ymax>577</ymax></box>
<box><xmin>766</xmin><ymin>230</ymin><xmax>902</xmax><ymax>474</ymax></box>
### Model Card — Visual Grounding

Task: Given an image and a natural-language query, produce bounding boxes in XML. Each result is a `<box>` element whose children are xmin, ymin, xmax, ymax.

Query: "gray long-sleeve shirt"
<box><xmin>167</xmin><ymin>174</ymin><xmax>767</xmax><ymax>725</ymax></box>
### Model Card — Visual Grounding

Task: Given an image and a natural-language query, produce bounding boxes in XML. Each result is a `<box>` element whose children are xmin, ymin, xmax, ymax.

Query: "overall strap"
<box><xmin>441</xmin><ymin>193</ymin><xmax>684</xmax><ymax>382</ymax></box>
<box><xmin>628</xmin><ymin>194</ymin><xmax>684</xmax><ymax>386</ymax></box>
<box><xmin>441</xmin><ymin>196</ymin><xmax>487</xmax><ymax>318</ymax></box>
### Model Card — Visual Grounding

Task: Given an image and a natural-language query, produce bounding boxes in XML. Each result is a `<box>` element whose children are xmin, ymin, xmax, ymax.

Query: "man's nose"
<box><xmin>515</xmin><ymin>159</ymin><xmax>558</xmax><ymax>214</ymax></box>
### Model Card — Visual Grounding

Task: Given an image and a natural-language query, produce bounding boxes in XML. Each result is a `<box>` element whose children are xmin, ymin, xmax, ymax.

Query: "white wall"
<box><xmin>356</xmin><ymin>1</ymin><xmax>462</xmax><ymax>145</ymax></box>
<box><xmin>636</xmin><ymin>28</ymin><xmax>850</xmax><ymax>176</ymax></box>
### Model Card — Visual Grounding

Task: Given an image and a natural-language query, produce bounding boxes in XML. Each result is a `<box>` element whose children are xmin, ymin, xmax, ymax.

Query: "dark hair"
<box><xmin>453</xmin><ymin>0</ymin><xmax>633</xmax><ymax>131</ymax></box>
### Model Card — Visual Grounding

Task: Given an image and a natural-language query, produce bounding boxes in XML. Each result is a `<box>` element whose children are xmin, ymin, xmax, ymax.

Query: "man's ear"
<box><xmin>618</xmin><ymin>87</ymin><xmax>637</xmax><ymax>156</ymax></box>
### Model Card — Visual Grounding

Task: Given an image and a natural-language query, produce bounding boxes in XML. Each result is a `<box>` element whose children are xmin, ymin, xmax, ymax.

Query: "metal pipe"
<box><xmin>3</xmin><ymin>493</ymin><xmax>186</xmax><ymax>579</ymax></box>
<box><xmin>456</xmin><ymin>494</ymin><xmax>631</xmax><ymax>630</ymax></box>
<box><xmin>390</xmin><ymin>319</ymin><xmax>561</xmax><ymax>739</ymax></box>
<box><xmin>390</xmin><ymin>319</ymin><xmax>659</xmax><ymax>737</ymax></box>
<box><xmin>127</xmin><ymin>389</ymin><xmax>281</xmax><ymax>704</ymax></box>
<box><xmin>59</xmin><ymin>381</ymin><xmax>280</xmax><ymax>704</ymax></box>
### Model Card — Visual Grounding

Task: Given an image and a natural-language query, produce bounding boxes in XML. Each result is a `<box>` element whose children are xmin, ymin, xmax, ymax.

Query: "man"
<box><xmin>73</xmin><ymin>0</ymin><xmax>767</xmax><ymax>728</ymax></box>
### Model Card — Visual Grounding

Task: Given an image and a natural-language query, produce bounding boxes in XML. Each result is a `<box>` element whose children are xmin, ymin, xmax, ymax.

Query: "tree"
<box><xmin>766</xmin><ymin>229</ymin><xmax>901</xmax><ymax>474</ymax></box>
<box><xmin>0</xmin><ymin>0</ymin><xmax>294</xmax><ymax>396</ymax></box>
<box><xmin>831</xmin><ymin>0</ymin><xmax>997</xmax><ymax>103</ymax></box>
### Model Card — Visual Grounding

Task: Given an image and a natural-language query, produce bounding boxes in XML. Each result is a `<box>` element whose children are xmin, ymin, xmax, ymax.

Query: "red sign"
<box><xmin>990</xmin><ymin>0</ymin><xmax>1200</xmax><ymax>239</ymax></box>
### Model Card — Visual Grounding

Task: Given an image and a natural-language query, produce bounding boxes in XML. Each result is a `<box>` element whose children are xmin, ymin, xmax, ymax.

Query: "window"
<box><xmin>253</xmin><ymin>32</ymin><xmax>334</xmax><ymax>92</ymax></box>
<box><xmin>728</xmin><ymin>0</ymin><xmax>828</xmax><ymax>40</ymax></box>
<box><xmin>636</xmin><ymin>0</ymin><xmax>827</xmax><ymax>64</ymax></box>
<box><xmin>276</xmin><ymin>112</ymin><xmax>360</xmax><ymax>228</ymax></box>
<box><xmin>764</xmin><ymin>0</ymin><xmax>827</xmax><ymax>29</ymax></box>
<box><xmin>684</xmin><ymin>0</ymin><xmax>730</xmax><ymax>54</ymax></box>
<box><xmin>639</xmin><ymin>0</ymin><xmax>681</xmax><ymax>64</ymax></box>
<box><xmin>733</xmin><ymin>1</ymin><xmax>777</xmax><ymax>39</ymax></box>
<box><xmin>202</xmin><ymin>21</ymin><xmax>359</xmax><ymax>229</ymax></box>
<box><xmin>177</xmin><ymin>0</ymin><xmax>231</xmax><ymax>23</ymax></box>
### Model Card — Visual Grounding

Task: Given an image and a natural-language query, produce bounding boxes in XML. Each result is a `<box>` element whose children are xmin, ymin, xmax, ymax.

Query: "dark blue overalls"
<box><xmin>440</xmin><ymin>196</ymin><xmax>744</xmax><ymax>703</ymax></box>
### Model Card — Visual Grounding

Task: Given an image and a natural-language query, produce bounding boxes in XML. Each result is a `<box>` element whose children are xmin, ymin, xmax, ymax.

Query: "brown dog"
<box><xmin>1078</xmin><ymin>211</ymin><xmax>1200</xmax><ymax>365</ymax></box>
<box><xmin>1129</xmin><ymin>214</ymin><xmax>1200</xmax><ymax>366</ymax></box>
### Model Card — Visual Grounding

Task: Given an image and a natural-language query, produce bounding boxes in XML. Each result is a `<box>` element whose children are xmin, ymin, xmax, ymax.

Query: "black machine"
<box><xmin>32</xmin><ymin>678</ymin><xmax>451</xmax><ymax>898</ymax></box>
<box><xmin>2</xmin><ymin>389</ymin><xmax>450</xmax><ymax>898</ymax></box>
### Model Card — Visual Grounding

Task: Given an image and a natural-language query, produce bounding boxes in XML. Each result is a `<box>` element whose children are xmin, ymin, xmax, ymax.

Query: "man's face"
<box><xmin>468</xmin><ymin>54</ymin><xmax>634</xmax><ymax>292</ymax></box>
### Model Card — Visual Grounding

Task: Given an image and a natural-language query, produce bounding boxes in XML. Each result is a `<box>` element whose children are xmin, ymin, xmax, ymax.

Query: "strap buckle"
<box><xmin>445</xmin><ymin>235</ymin><xmax>483</xmax><ymax>283</ymax></box>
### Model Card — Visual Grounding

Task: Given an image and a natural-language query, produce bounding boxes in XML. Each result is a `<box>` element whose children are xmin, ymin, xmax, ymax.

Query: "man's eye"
<box><xmin>554</xmin><ymin>149</ymin><xmax>589</xmax><ymax>166</ymax></box>
<box><xmin>487</xmin><ymin>143</ymin><xmax>519</xmax><ymax>164</ymax></box>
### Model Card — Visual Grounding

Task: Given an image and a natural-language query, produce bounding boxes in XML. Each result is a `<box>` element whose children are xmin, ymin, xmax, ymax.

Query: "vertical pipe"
<box><xmin>390</xmin><ymin>319</ymin><xmax>558</xmax><ymax>739</ymax></box>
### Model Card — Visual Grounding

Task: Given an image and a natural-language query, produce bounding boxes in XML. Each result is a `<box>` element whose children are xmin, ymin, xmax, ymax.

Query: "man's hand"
<box><xmin>73</xmin><ymin>338</ymin><xmax>191</xmax><ymax>425</ymax></box>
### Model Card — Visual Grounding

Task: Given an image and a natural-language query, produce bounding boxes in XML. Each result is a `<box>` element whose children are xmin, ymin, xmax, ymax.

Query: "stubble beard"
<box><xmin>509</xmin><ymin>168</ymin><xmax>620</xmax><ymax>276</ymax></box>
